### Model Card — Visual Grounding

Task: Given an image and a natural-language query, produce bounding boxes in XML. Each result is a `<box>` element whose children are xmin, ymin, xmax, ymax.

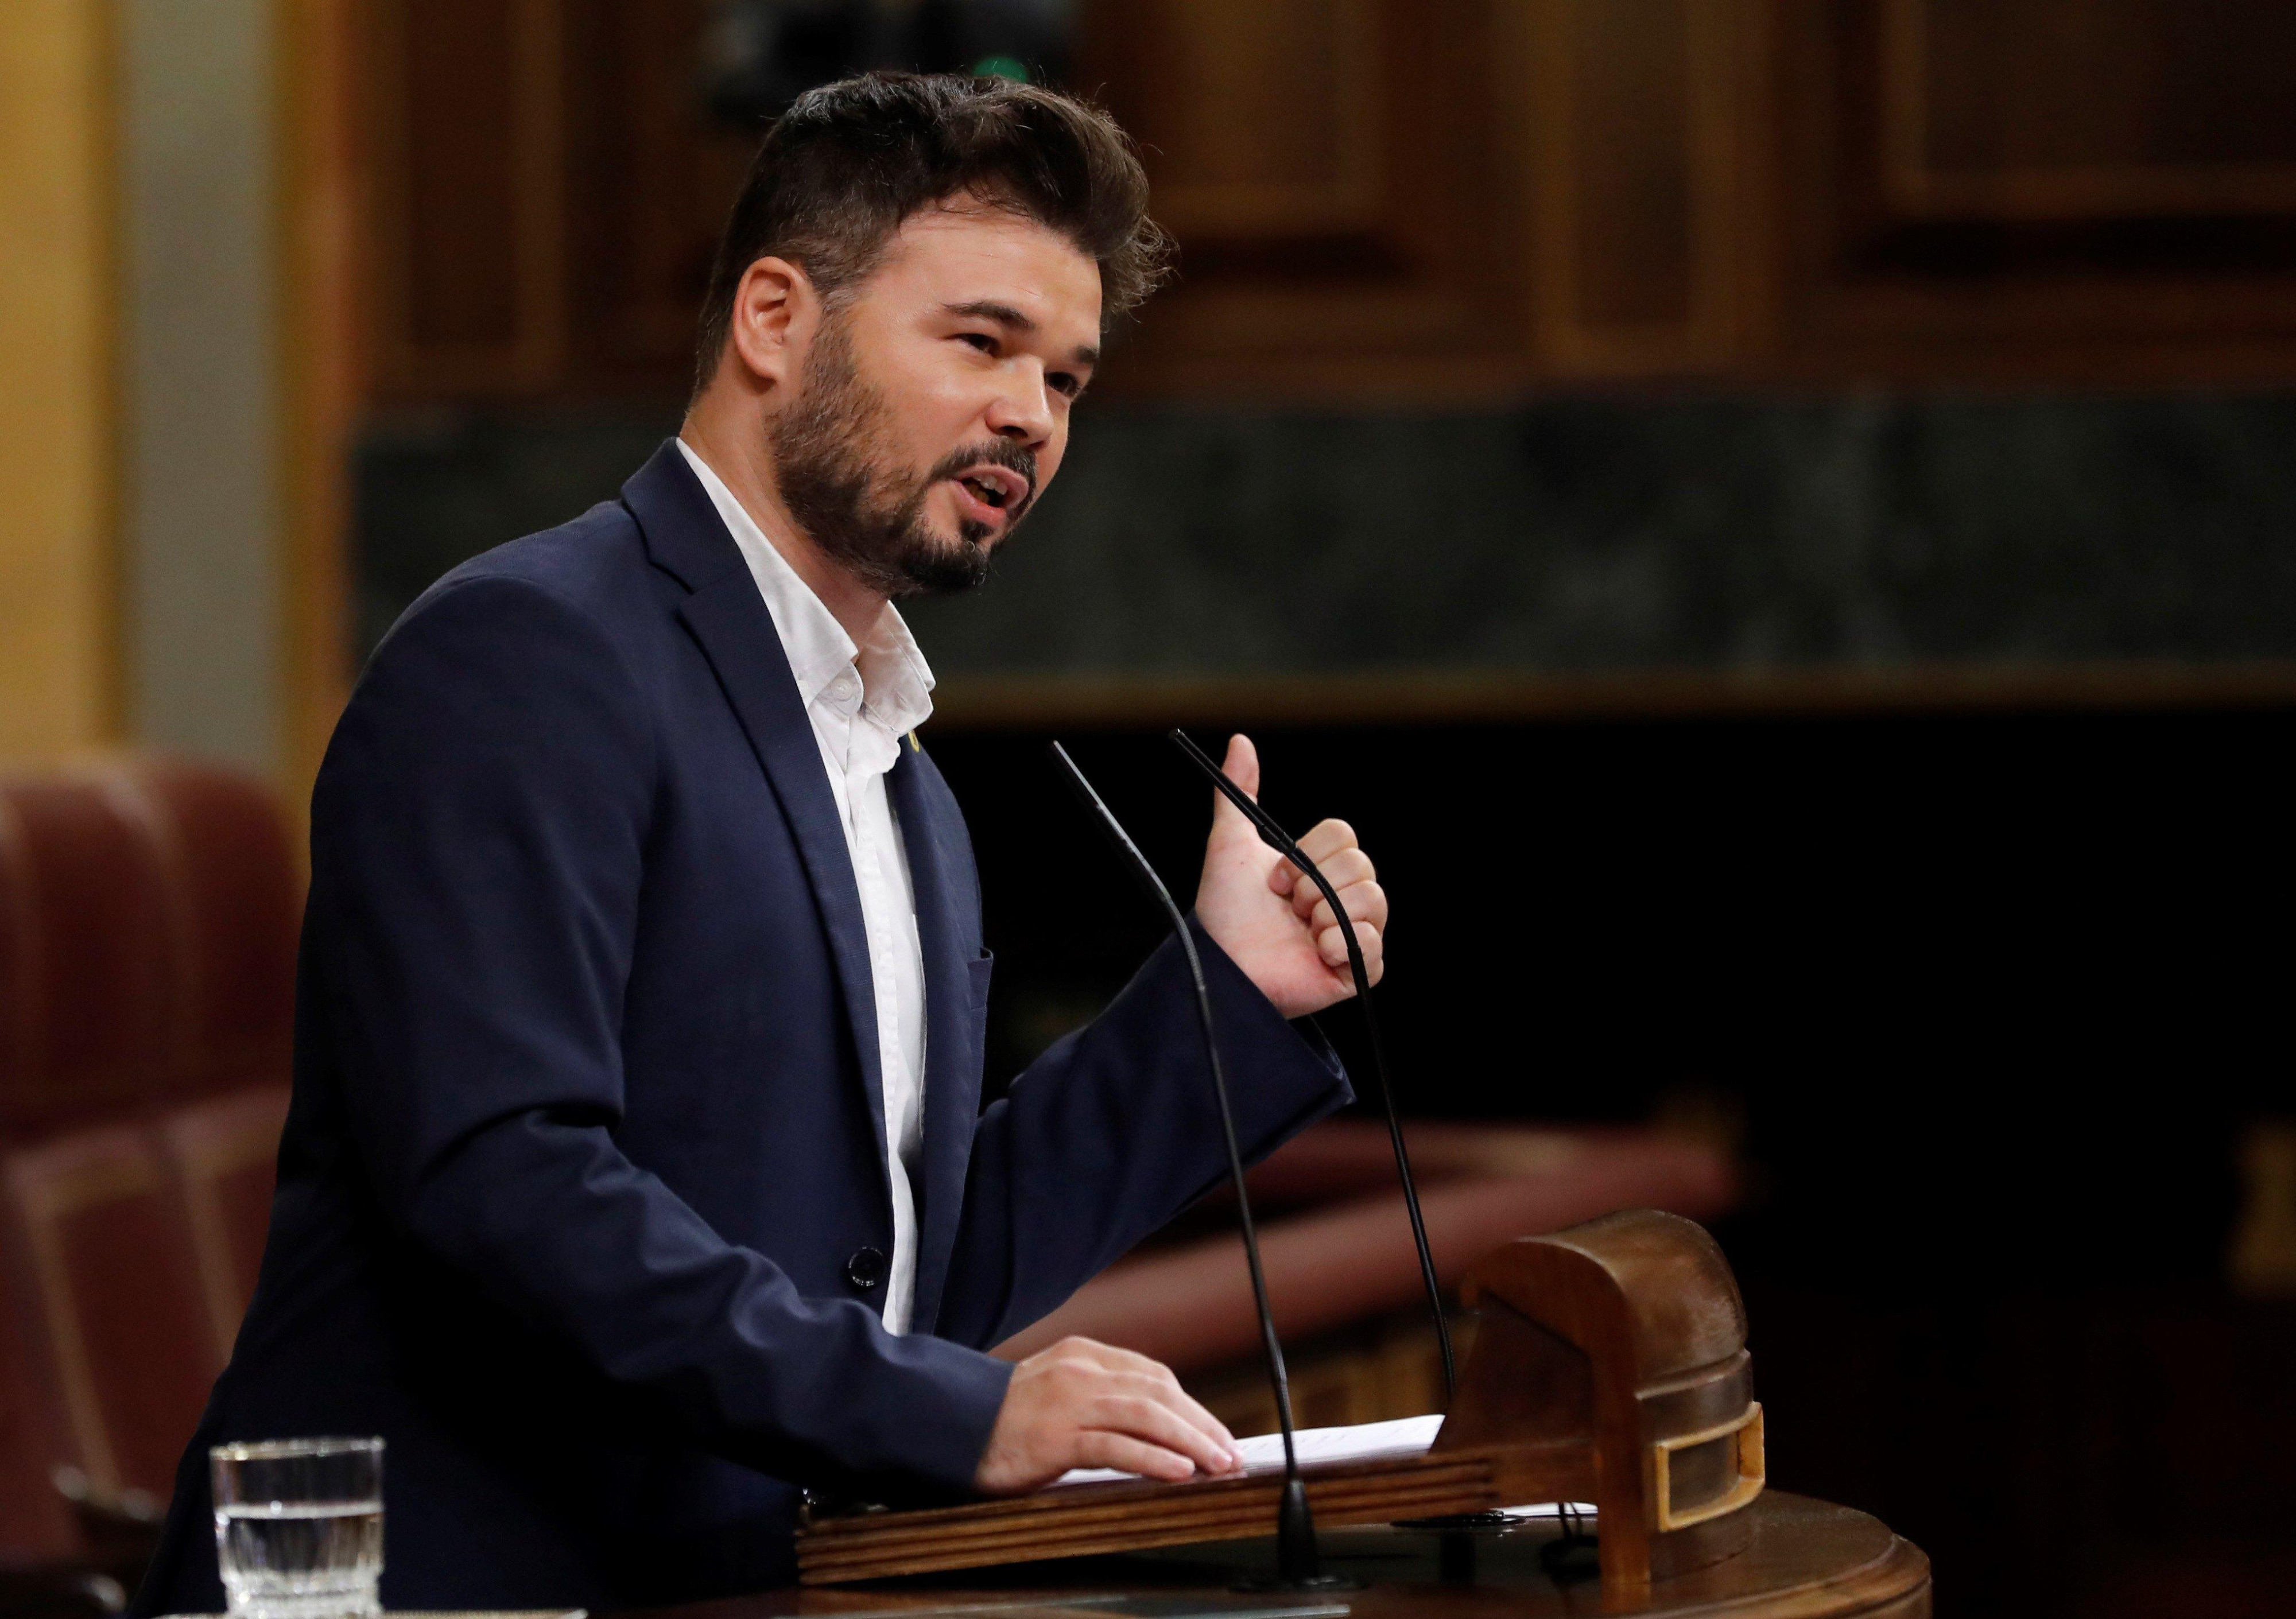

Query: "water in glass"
<box><xmin>211</xmin><ymin>1438</ymin><xmax>383</xmax><ymax>1619</ymax></box>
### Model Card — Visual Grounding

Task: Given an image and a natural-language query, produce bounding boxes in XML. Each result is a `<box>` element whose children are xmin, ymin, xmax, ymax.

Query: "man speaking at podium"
<box><xmin>138</xmin><ymin>72</ymin><xmax>1388</xmax><ymax>1614</ymax></box>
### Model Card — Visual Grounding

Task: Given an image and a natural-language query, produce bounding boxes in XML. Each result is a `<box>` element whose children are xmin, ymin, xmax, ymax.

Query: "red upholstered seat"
<box><xmin>0</xmin><ymin>1124</ymin><xmax>225</xmax><ymax>1501</ymax></box>
<box><xmin>0</xmin><ymin>774</ymin><xmax>185</xmax><ymax>1139</ymax></box>
<box><xmin>0</xmin><ymin>760</ymin><xmax>298</xmax><ymax>1559</ymax></box>
<box><xmin>158</xmin><ymin>1086</ymin><xmax>292</xmax><ymax>1362</ymax></box>
<box><xmin>0</xmin><ymin>1210</ymin><xmax>72</xmax><ymax>1557</ymax></box>
<box><xmin>0</xmin><ymin>761</ymin><xmax>297</xmax><ymax>1139</ymax></box>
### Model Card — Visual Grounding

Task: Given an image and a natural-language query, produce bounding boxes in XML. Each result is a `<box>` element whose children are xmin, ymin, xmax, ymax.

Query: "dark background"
<box><xmin>930</xmin><ymin>711</ymin><xmax>2293</xmax><ymax>1616</ymax></box>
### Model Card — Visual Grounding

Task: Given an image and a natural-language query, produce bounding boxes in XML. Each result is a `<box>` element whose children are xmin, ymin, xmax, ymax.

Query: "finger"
<box><xmin>1096</xmin><ymin>1366</ymin><xmax>1239</xmax><ymax>1465</ymax></box>
<box><xmin>1317</xmin><ymin>918</ymin><xmax>1381</xmax><ymax>969</ymax></box>
<box><xmin>1221</xmin><ymin>732</ymin><xmax>1261</xmax><ymax>799</ymax></box>
<box><xmin>1211</xmin><ymin>733</ymin><xmax>1260</xmax><ymax>841</ymax></box>
<box><xmin>1288</xmin><ymin>848</ymin><xmax>1374</xmax><ymax>920</ymax></box>
<box><xmin>1293</xmin><ymin>818</ymin><xmax>1359</xmax><ymax>868</ymax></box>
<box><xmin>1075</xmin><ymin>1431</ymin><xmax>1199</xmax><ymax>1482</ymax></box>
<box><xmin>1095</xmin><ymin>1393</ymin><xmax>1240</xmax><ymax>1476</ymax></box>
<box><xmin>1057</xmin><ymin>1345</ymin><xmax>1239</xmax><ymax>1454</ymax></box>
<box><xmin>1107</xmin><ymin>1387</ymin><xmax>1240</xmax><ymax>1469</ymax></box>
<box><xmin>1306</xmin><ymin>880</ymin><xmax>1387</xmax><ymax>936</ymax></box>
<box><xmin>1152</xmin><ymin>1381</ymin><xmax>1240</xmax><ymax>1466</ymax></box>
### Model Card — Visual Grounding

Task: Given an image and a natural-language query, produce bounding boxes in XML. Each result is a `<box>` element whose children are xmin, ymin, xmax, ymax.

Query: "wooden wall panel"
<box><xmin>369</xmin><ymin>0</ymin><xmax>565</xmax><ymax>398</ymax></box>
<box><xmin>1525</xmin><ymin>0</ymin><xmax>1743</xmax><ymax>375</ymax></box>
<box><xmin>367</xmin><ymin>0</ymin><xmax>747</xmax><ymax>402</ymax></box>
<box><xmin>561</xmin><ymin>0</ymin><xmax>753</xmax><ymax>387</ymax></box>
<box><xmin>1100</xmin><ymin>0</ymin><xmax>1384</xmax><ymax>241</ymax></box>
<box><xmin>279</xmin><ymin>0</ymin><xmax>363</xmax><ymax>807</ymax></box>
<box><xmin>1565</xmin><ymin>3</ymin><xmax>1696</xmax><ymax>329</ymax></box>
<box><xmin>1766</xmin><ymin>0</ymin><xmax>2296</xmax><ymax>382</ymax></box>
<box><xmin>1082</xmin><ymin>0</ymin><xmax>1531</xmax><ymax>398</ymax></box>
<box><xmin>1886</xmin><ymin>0</ymin><xmax>2296</xmax><ymax>219</ymax></box>
<box><xmin>347</xmin><ymin>0</ymin><xmax>2296</xmax><ymax>403</ymax></box>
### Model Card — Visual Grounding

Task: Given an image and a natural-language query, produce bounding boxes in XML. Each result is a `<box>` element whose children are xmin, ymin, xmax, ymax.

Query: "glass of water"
<box><xmin>211</xmin><ymin>1438</ymin><xmax>383</xmax><ymax>1619</ymax></box>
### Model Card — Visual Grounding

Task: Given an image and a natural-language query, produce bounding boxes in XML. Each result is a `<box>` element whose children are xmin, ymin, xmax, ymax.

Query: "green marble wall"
<box><xmin>355</xmin><ymin>394</ymin><xmax>2296</xmax><ymax>674</ymax></box>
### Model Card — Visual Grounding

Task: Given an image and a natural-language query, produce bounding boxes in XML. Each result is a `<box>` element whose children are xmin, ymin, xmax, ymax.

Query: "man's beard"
<box><xmin>767</xmin><ymin>315</ymin><xmax>1036</xmax><ymax>598</ymax></box>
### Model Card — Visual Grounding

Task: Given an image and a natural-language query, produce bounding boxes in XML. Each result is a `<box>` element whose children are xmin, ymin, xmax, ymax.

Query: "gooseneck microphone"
<box><xmin>1168</xmin><ymin>729</ymin><xmax>1457</xmax><ymax>1400</ymax></box>
<box><xmin>1049</xmin><ymin>743</ymin><xmax>1344</xmax><ymax>1590</ymax></box>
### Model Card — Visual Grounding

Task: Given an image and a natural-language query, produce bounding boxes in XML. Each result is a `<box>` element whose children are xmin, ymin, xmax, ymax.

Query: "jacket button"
<box><xmin>844</xmin><ymin>1247</ymin><xmax>889</xmax><ymax>1290</ymax></box>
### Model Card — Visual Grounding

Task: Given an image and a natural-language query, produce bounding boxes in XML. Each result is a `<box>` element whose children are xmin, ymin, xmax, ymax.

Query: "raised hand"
<box><xmin>1190</xmin><ymin>734</ymin><xmax>1387</xmax><ymax>1020</ymax></box>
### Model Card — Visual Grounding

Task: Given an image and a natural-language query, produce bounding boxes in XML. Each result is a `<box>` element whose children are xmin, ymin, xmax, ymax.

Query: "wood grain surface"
<box><xmin>633</xmin><ymin>1492</ymin><xmax>1927</xmax><ymax>1619</ymax></box>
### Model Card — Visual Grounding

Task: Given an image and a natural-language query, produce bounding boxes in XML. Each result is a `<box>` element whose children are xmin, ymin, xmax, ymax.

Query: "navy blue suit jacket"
<box><xmin>135</xmin><ymin>444</ymin><xmax>1348</xmax><ymax>1612</ymax></box>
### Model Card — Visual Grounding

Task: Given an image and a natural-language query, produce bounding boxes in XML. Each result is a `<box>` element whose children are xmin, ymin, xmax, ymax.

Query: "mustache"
<box><xmin>929</xmin><ymin>440</ymin><xmax>1039</xmax><ymax>525</ymax></box>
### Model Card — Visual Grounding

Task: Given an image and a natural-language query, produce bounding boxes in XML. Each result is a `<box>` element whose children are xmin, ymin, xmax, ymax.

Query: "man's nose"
<box><xmin>984</xmin><ymin>367</ymin><xmax>1054</xmax><ymax>448</ymax></box>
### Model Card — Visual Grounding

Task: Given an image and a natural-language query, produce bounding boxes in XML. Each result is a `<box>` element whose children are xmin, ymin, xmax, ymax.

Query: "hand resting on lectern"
<box><xmin>973</xmin><ymin>1334</ymin><xmax>1246</xmax><ymax>1493</ymax></box>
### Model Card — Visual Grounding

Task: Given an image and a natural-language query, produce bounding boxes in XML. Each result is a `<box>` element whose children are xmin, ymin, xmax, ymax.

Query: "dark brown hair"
<box><xmin>692</xmin><ymin>71</ymin><xmax>1170</xmax><ymax>395</ymax></box>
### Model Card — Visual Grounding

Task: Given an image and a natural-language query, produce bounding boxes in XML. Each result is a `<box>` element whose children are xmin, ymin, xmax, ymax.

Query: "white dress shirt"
<box><xmin>677</xmin><ymin>440</ymin><xmax>936</xmax><ymax>1334</ymax></box>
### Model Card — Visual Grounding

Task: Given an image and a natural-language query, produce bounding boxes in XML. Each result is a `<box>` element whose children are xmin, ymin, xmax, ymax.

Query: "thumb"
<box><xmin>1211</xmin><ymin>733</ymin><xmax>1261</xmax><ymax>838</ymax></box>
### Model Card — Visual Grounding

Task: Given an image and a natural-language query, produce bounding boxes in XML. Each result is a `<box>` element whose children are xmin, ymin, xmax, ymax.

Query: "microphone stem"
<box><xmin>1175</xmin><ymin>924</ymin><xmax>1305</xmax><ymax>1478</ymax></box>
<box><xmin>1354</xmin><ymin>961</ymin><xmax>1456</xmax><ymax>1396</ymax></box>
<box><xmin>1049</xmin><ymin>746</ymin><xmax>1304</xmax><ymax>1478</ymax></box>
<box><xmin>1169</xmin><ymin>731</ymin><xmax>1457</xmax><ymax>1401</ymax></box>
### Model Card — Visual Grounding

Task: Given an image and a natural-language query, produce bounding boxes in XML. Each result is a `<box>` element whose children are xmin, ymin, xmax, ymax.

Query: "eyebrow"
<box><xmin>943</xmin><ymin>300</ymin><xmax>1100</xmax><ymax>368</ymax></box>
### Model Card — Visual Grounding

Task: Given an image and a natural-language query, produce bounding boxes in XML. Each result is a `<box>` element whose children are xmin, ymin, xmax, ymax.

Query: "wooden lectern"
<box><xmin>792</xmin><ymin>1210</ymin><xmax>1922</xmax><ymax>1616</ymax></box>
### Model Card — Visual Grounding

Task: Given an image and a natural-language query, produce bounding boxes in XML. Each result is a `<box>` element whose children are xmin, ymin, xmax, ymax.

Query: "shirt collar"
<box><xmin>853</xmin><ymin>595</ymin><xmax>936</xmax><ymax>737</ymax></box>
<box><xmin>676</xmin><ymin>438</ymin><xmax>935</xmax><ymax>735</ymax></box>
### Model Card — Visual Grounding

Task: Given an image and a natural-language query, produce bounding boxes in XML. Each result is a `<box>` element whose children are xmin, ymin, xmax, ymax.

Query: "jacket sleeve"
<box><xmin>932</xmin><ymin>918</ymin><xmax>1352</xmax><ymax>1352</ymax></box>
<box><xmin>313</xmin><ymin>573</ymin><xmax>1009</xmax><ymax>1497</ymax></box>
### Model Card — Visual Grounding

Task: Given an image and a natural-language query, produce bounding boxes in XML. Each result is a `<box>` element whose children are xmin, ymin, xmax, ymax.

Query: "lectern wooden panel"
<box><xmin>1437</xmin><ymin>1209</ymin><xmax>1764</xmax><ymax>1599</ymax></box>
<box><xmin>719</xmin><ymin>1494</ymin><xmax>1930</xmax><ymax>1619</ymax></box>
<box><xmin>797</xmin><ymin>1211</ymin><xmax>1781</xmax><ymax>1610</ymax></box>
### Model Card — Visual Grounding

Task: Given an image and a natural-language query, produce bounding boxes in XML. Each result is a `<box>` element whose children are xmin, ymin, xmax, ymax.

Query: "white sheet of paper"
<box><xmin>1049</xmin><ymin>1413</ymin><xmax>1600</xmax><ymax>1520</ymax></box>
<box><xmin>1053</xmin><ymin>1413</ymin><xmax>1443</xmax><ymax>1488</ymax></box>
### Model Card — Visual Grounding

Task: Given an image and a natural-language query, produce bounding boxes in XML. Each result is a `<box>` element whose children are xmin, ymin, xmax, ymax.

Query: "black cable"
<box><xmin>1169</xmin><ymin>729</ymin><xmax>1457</xmax><ymax>1401</ymax></box>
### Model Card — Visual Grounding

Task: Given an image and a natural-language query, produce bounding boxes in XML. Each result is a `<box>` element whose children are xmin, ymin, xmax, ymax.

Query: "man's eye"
<box><xmin>1049</xmin><ymin>373</ymin><xmax>1083</xmax><ymax>399</ymax></box>
<box><xmin>957</xmin><ymin>332</ymin><xmax>996</xmax><ymax>353</ymax></box>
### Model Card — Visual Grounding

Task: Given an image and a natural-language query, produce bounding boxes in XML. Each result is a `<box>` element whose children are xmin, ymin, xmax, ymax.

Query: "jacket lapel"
<box><xmin>622</xmin><ymin>442</ymin><xmax>891</xmax><ymax>1184</ymax></box>
<box><xmin>886</xmin><ymin>743</ymin><xmax>986</xmax><ymax>1334</ymax></box>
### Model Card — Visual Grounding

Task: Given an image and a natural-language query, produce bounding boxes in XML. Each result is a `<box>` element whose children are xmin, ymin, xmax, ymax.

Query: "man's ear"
<box><xmin>725</xmin><ymin>255</ymin><xmax>818</xmax><ymax>391</ymax></box>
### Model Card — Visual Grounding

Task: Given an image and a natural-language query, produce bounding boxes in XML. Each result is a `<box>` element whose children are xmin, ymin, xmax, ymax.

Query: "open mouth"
<box><xmin>949</xmin><ymin>465</ymin><xmax>1030</xmax><ymax>525</ymax></box>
